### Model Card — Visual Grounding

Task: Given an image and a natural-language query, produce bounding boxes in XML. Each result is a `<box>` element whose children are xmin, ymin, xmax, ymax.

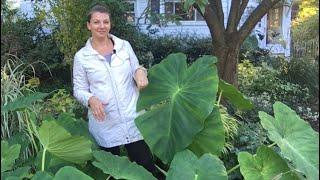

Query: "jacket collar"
<box><xmin>83</xmin><ymin>34</ymin><xmax>124</xmax><ymax>57</ymax></box>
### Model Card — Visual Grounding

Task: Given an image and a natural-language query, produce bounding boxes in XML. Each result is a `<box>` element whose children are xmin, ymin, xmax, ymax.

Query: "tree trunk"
<box><xmin>213</xmin><ymin>42</ymin><xmax>240</xmax><ymax>87</ymax></box>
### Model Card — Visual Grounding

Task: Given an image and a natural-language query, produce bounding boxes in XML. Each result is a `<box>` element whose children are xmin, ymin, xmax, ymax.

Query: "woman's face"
<box><xmin>87</xmin><ymin>12</ymin><xmax>111</xmax><ymax>39</ymax></box>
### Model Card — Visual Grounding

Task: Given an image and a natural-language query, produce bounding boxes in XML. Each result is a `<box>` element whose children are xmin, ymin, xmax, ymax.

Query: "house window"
<box><xmin>267</xmin><ymin>6</ymin><xmax>283</xmax><ymax>44</ymax></box>
<box><xmin>151</xmin><ymin>0</ymin><xmax>160</xmax><ymax>14</ymax></box>
<box><xmin>164</xmin><ymin>0</ymin><xmax>203</xmax><ymax>21</ymax></box>
<box><xmin>125</xmin><ymin>1</ymin><xmax>135</xmax><ymax>23</ymax></box>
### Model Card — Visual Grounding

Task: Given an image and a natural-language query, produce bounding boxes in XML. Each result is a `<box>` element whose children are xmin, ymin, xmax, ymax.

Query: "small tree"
<box><xmin>183</xmin><ymin>0</ymin><xmax>289</xmax><ymax>86</ymax></box>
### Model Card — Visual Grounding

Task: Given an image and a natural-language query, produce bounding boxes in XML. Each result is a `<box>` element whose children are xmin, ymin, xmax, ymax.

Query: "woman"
<box><xmin>73</xmin><ymin>4</ymin><xmax>162</xmax><ymax>179</ymax></box>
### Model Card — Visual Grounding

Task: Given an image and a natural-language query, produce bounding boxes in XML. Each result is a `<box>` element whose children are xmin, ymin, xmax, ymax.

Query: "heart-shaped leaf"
<box><xmin>136</xmin><ymin>53</ymin><xmax>219</xmax><ymax>163</ymax></box>
<box><xmin>218</xmin><ymin>79</ymin><xmax>254</xmax><ymax>110</ymax></box>
<box><xmin>166</xmin><ymin>149</ymin><xmax>227</xmax><ymax>180</ymax></box>
<box><xmin>188</xmin><ymin>105</ymin><xmax>225</xmax><ymax>157</ymax></box>
<box><xmin>92</xmin><ymin>150</ymin><xmax>156</xmax><ymax>180</ymax></box>
<box><xmin>1</xmin><ymin>141</ymin><xmax>21</xmax><ymax>172</ymax></box>
<box><xmin>38</xmin><ymin>121</ymin><xmax>92</xmax><ymax>164</ymax></box>
<box><xmin>238</xmin><ymin>145</ymin><xmax>299</xmax><ymax>180</ymax></box>
<box><xmin>259</xmin><ymin>101</ymin><xmax>319</xmax><ymax>180</ymax></box>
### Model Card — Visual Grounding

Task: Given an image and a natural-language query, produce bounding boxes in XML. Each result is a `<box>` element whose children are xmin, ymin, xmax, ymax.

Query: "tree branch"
<box><xmin>209</xmin><ymin>0</ymin><xmax>225</xmax><ymax>30</ymax></box>
<box><xmin>204</xmin><ymin>4</ymin><xmax>225</xmax><ymax>43</ymax></box>
<box><xmin>226</xmin><ymin>0</ymin><xmax>240</xmax><ymax>33</ymax></box>
<box><xmin>235</xmin><ymin>0</ymin><xmax>249</xmax><ymax>28</ymax></box>
<box><xmin>238</xmin><ymin>0</ymin><xmax>281</xmax><ymax>44</ymax></box>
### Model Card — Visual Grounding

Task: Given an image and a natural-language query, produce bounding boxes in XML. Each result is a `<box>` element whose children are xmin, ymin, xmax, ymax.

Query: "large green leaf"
<box><xmin>166</xmin><ymin>149</ymin><xmax>227</xmax><ymax>180</ymax></box>
<box><xmin>188</xmin><ymin>105</ymin><xmax>225</xmax><ymax>157</ymax></box>
<box><xmin>135</xmin><ymin>53</ymin><xmax>219</xmax><ymax>163</ymax></box>
<box><xmin>218</xmin><ymin>80</ymin><xmax>254</xmax><ymax>110</ymax></box>
<box><xmin>55</xmin><ymin>113</ymin><xmax>98</xmax><ymax>149</ymax></box>
<box><xmin>92</xmin><ymin>150</ymin><xmax>156</xmax><ymax>180</ymax></box>
<box><xmin>259</xmin><ymin>101</ymin><xmax>319</xmax><ymax>180</ymax></box>
<box><xmin>238</xmin><ymin>145</ymin><xmax>299</xmax><ymax>180</ymax></box>
<box><xmin>55</xmin><ymin>166</ymin><xmax>94</xmax><ymax>180</ymax></box>
<box><xmin>32</xmin><ymin>166</ymin><xmax>93</xmax><ymax>180</ymax></box>
<box><xmin>1</xmin><ymin>166</ymin><xmax>31</xmax><ymax>179</ymax></box>
<box><xmin>1</xmin><ymin>141</ymin><xmax>21</xmax><ymax>172</ymax></box>
<box><xmin>1</xmin><ymin>92</ymin><xmax>49</xmax><ymax>113</ymax></box>
<box><xmin>38</xmin><ymin>121</ymin><xmax>92</xmax><ymax>164</ymax></box>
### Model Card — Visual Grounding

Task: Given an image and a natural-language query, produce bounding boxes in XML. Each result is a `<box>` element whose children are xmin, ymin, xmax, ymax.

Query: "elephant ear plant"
<box><xmin>135</xmin><ymin>53</ymin><xmax>225</xmax><ymax>163</ymax></box>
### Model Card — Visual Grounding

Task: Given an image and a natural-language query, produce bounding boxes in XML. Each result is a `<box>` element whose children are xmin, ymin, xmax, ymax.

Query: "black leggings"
<box><xmin>101</xmin><ymin>140</ymin><xmax>164</xmax><ymax>180</ymax></box>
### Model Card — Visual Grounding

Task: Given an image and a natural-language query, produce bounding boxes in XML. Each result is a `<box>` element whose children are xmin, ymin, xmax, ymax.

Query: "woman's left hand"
<box><xmin>134</xmin><ymin>68</ymin><xmax>148</xmax><ymax>90</ymax></box>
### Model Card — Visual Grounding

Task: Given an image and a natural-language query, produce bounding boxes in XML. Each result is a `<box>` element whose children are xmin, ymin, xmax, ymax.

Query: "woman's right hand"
<box><xmin>88</xmin><ymin>96</ymin><xmax>106</xmax><ymax>121</ymax></box>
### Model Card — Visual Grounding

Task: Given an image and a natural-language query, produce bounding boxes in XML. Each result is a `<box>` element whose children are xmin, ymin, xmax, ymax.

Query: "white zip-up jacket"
<box><xmin>73</xmin><ymin>34</ymin><xmax>143</xmax><ymax>148</ymax></box>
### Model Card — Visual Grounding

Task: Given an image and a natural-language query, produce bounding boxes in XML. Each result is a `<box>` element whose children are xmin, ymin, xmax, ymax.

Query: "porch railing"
<box><xmin>291</xmin><ymin>39</ymin><xmax>319</xmax><ymax>60</ymax></box>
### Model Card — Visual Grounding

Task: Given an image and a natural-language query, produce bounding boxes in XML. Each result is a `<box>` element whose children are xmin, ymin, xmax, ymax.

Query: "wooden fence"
<box><xmin>292</xmin><ymin>39</ymin><xmax>319</xmax><ymax>60</ymax></box>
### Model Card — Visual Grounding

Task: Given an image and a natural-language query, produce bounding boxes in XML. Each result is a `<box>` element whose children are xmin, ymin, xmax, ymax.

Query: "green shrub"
<box><xmin>144</xmin><ymin>35</ymin><xmax>212</xmax><ymax>66</ymax></box>
<box><xmin>1</xmin><ymin>7</ymin><xmax>64</xmax><ymax>79</ymax></box>
<box><xmin>40</xmin><ymin>89</ymin><xmax>84</xmax><ymax>119</ymax></box>
<box><xmin>239</xmin><ymin>35</ymin><xmax>271</xmax><ymax>65</ymax></box>
<box><xmin>279</xmin><ymin>58</ymin><xmax>318</xmax><ymax>99</ymax></box>
<box><xmin>238</xmin><ymin>59</ymin><xmax>318</xmax><ymax>130</ymax></box>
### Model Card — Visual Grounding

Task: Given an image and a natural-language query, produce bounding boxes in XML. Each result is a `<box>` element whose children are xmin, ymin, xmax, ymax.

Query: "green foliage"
<box><xmin>32</xmin><ymin>166</ymin><xmax>93</xmax><ymax>180</ymax></box>
<box><xmin>239</xmin><ymin>36</ymin><xmax>270</xmax><ymax>65</ymax></box>
<box><xmin>292</xmin><ymin>0</ymin><xmax>319</xmax><ymax>42</ymax></box>
<box><xmin>233</xmin><ymin>121</ymin><xmax>268</xmax><ymax>154</ymax></box>
<box><xmin>277</xmin><ymin>57</ymin><xmax>319</xmax><ymax>99</ymax></box>
<box><xmin>188</xmin><ymin>106</ymin><xmax>225</xmax><ymax>157</ymax></box>
<box><xmin>47</xmin><ymin>0</ymin><xmax>136</xmax><ymax>64</ymax></box>
<box><xmin>1</xmin><ymin>166</ymin><xmax>31</xmax><ymax>179</ymax></box>
<box><xmin>40</xmin><ymin>89</ymin><xmax>82</xmax><ymax>118</ymax></box>
<box><xmin>146</xmin><ymin>35</ymin><xmax>212</xmax><ymax>66</ymax></box>
<box><xmin>1</xmin><ymin>8</ymin><xmax>63</xmax><ymax>75</ymax></box>
<box><xmin>259</xmin><ymin>101</ymin><xmax>319</xmax><ymax>180</ymax></box>
<box><xmin>135</xmin><ymin>53</ymin><xmax>219</xmax><ymax>163</ymax></box>
<box><xmin>38</xmin><ymin>120</ymin><xmax>92</xmax><ymax>166</ymax></box>
<box><xmin>184</xmin><ymin>0</ymin><xmax>208</xmax><ymax>15</ymax></box>
<box><xmin>238</xmin><ymin>60</ymin><xmax>311</xmax><ymax>110</ymax></box>
<box><xmin>218</xmin><ymin>79</ymin><xmax>254</xmax><ymax>110</ymax></box>
<box><xmin>2</xmin><ymin>92</ymin><xmax>49</xmax><ymax>113</ymax></box>
<box><xmin>54</xmin><ymin>166</ymin><xmax>93</xmax><ymax>180</ymax></box>
<box><xmin>238</xmin><ymin>57</ymin><xmax>318</xmax><ymax>131</ymax></box>
<box><xmin>1</xmin><ymin>141</ymin><xmax>21</xmax><ymax>172</ymax></box>
<box><xmin>92</xmin><ymin>151</ymin><xmax>156</xmax><ymax>180</ymax></box>
<box><xmin>166</xmin><ymin>150</ymin><xmax>227</xmax><ymax>180</ymax></box>
<box><xmin>238</xmin><ymin>145</ymin><xmax>299</xmax><ymax>180</ymax></box>
<box><xmin>1</xmin><ymin>56</ymin><xmax>43</xmax><ymax>158</ymax></box>
<box><xmin>32</xmin><ymin>171</ymin><xmax>54</xmax><ymax>180</ymax></box>
<box><xmin>219</xmin><ymin>105</ymin><xmax>239</xmax><ymax>155</ymax></box>
<box><xmin>47</xmin><ymin>0</ymin><xmax>91</xmax><ymax>63</ymax></box>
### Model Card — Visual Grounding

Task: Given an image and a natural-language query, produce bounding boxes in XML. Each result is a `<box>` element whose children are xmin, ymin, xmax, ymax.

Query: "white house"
<box><xmin>9</xmin><ymin>0</ymin><xmax>292</xmax><ymax>56</ymax></box>
<box><xmin>127</xmin><ymin>0</ymin><xmax>292</xmax><ymax>56</ymax></box>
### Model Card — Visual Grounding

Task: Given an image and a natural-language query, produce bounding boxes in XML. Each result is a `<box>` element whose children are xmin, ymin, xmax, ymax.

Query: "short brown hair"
<box><xmin>87</xmin><ymin>4</ymin><xmax>111</xmax><ymax>22</ymax></box>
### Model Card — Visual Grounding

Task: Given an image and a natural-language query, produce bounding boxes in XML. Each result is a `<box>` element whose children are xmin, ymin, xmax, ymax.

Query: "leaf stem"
<box><xmin>217</xmin><ymin>90</ymin><xmax>223</xmax><ymax>105</ymax></box>
<box><xmin>155</xmin><ymin>164</ymin><xmax>167</xmax><ymax>176</ymax></box>
<box><xmin>268</xmin><ymin>142</ymin><xmax>277</xmax><ymax>148</ymax></box>
<box><xmin>41</xmin><ymin>148</ymin><xmax>46</xmax><ymax>171</ymax></box>
<box><xmin>227</xmin><ymin>164</ymin><xmax>240</xmax><ymax>174</ymax></box>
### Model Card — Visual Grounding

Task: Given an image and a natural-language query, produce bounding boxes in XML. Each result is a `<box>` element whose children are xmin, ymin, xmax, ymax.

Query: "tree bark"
<box><xmin>213</xmin><ymin>42</ymin><xmax>240</xmax><ymax>87</ymax></box>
